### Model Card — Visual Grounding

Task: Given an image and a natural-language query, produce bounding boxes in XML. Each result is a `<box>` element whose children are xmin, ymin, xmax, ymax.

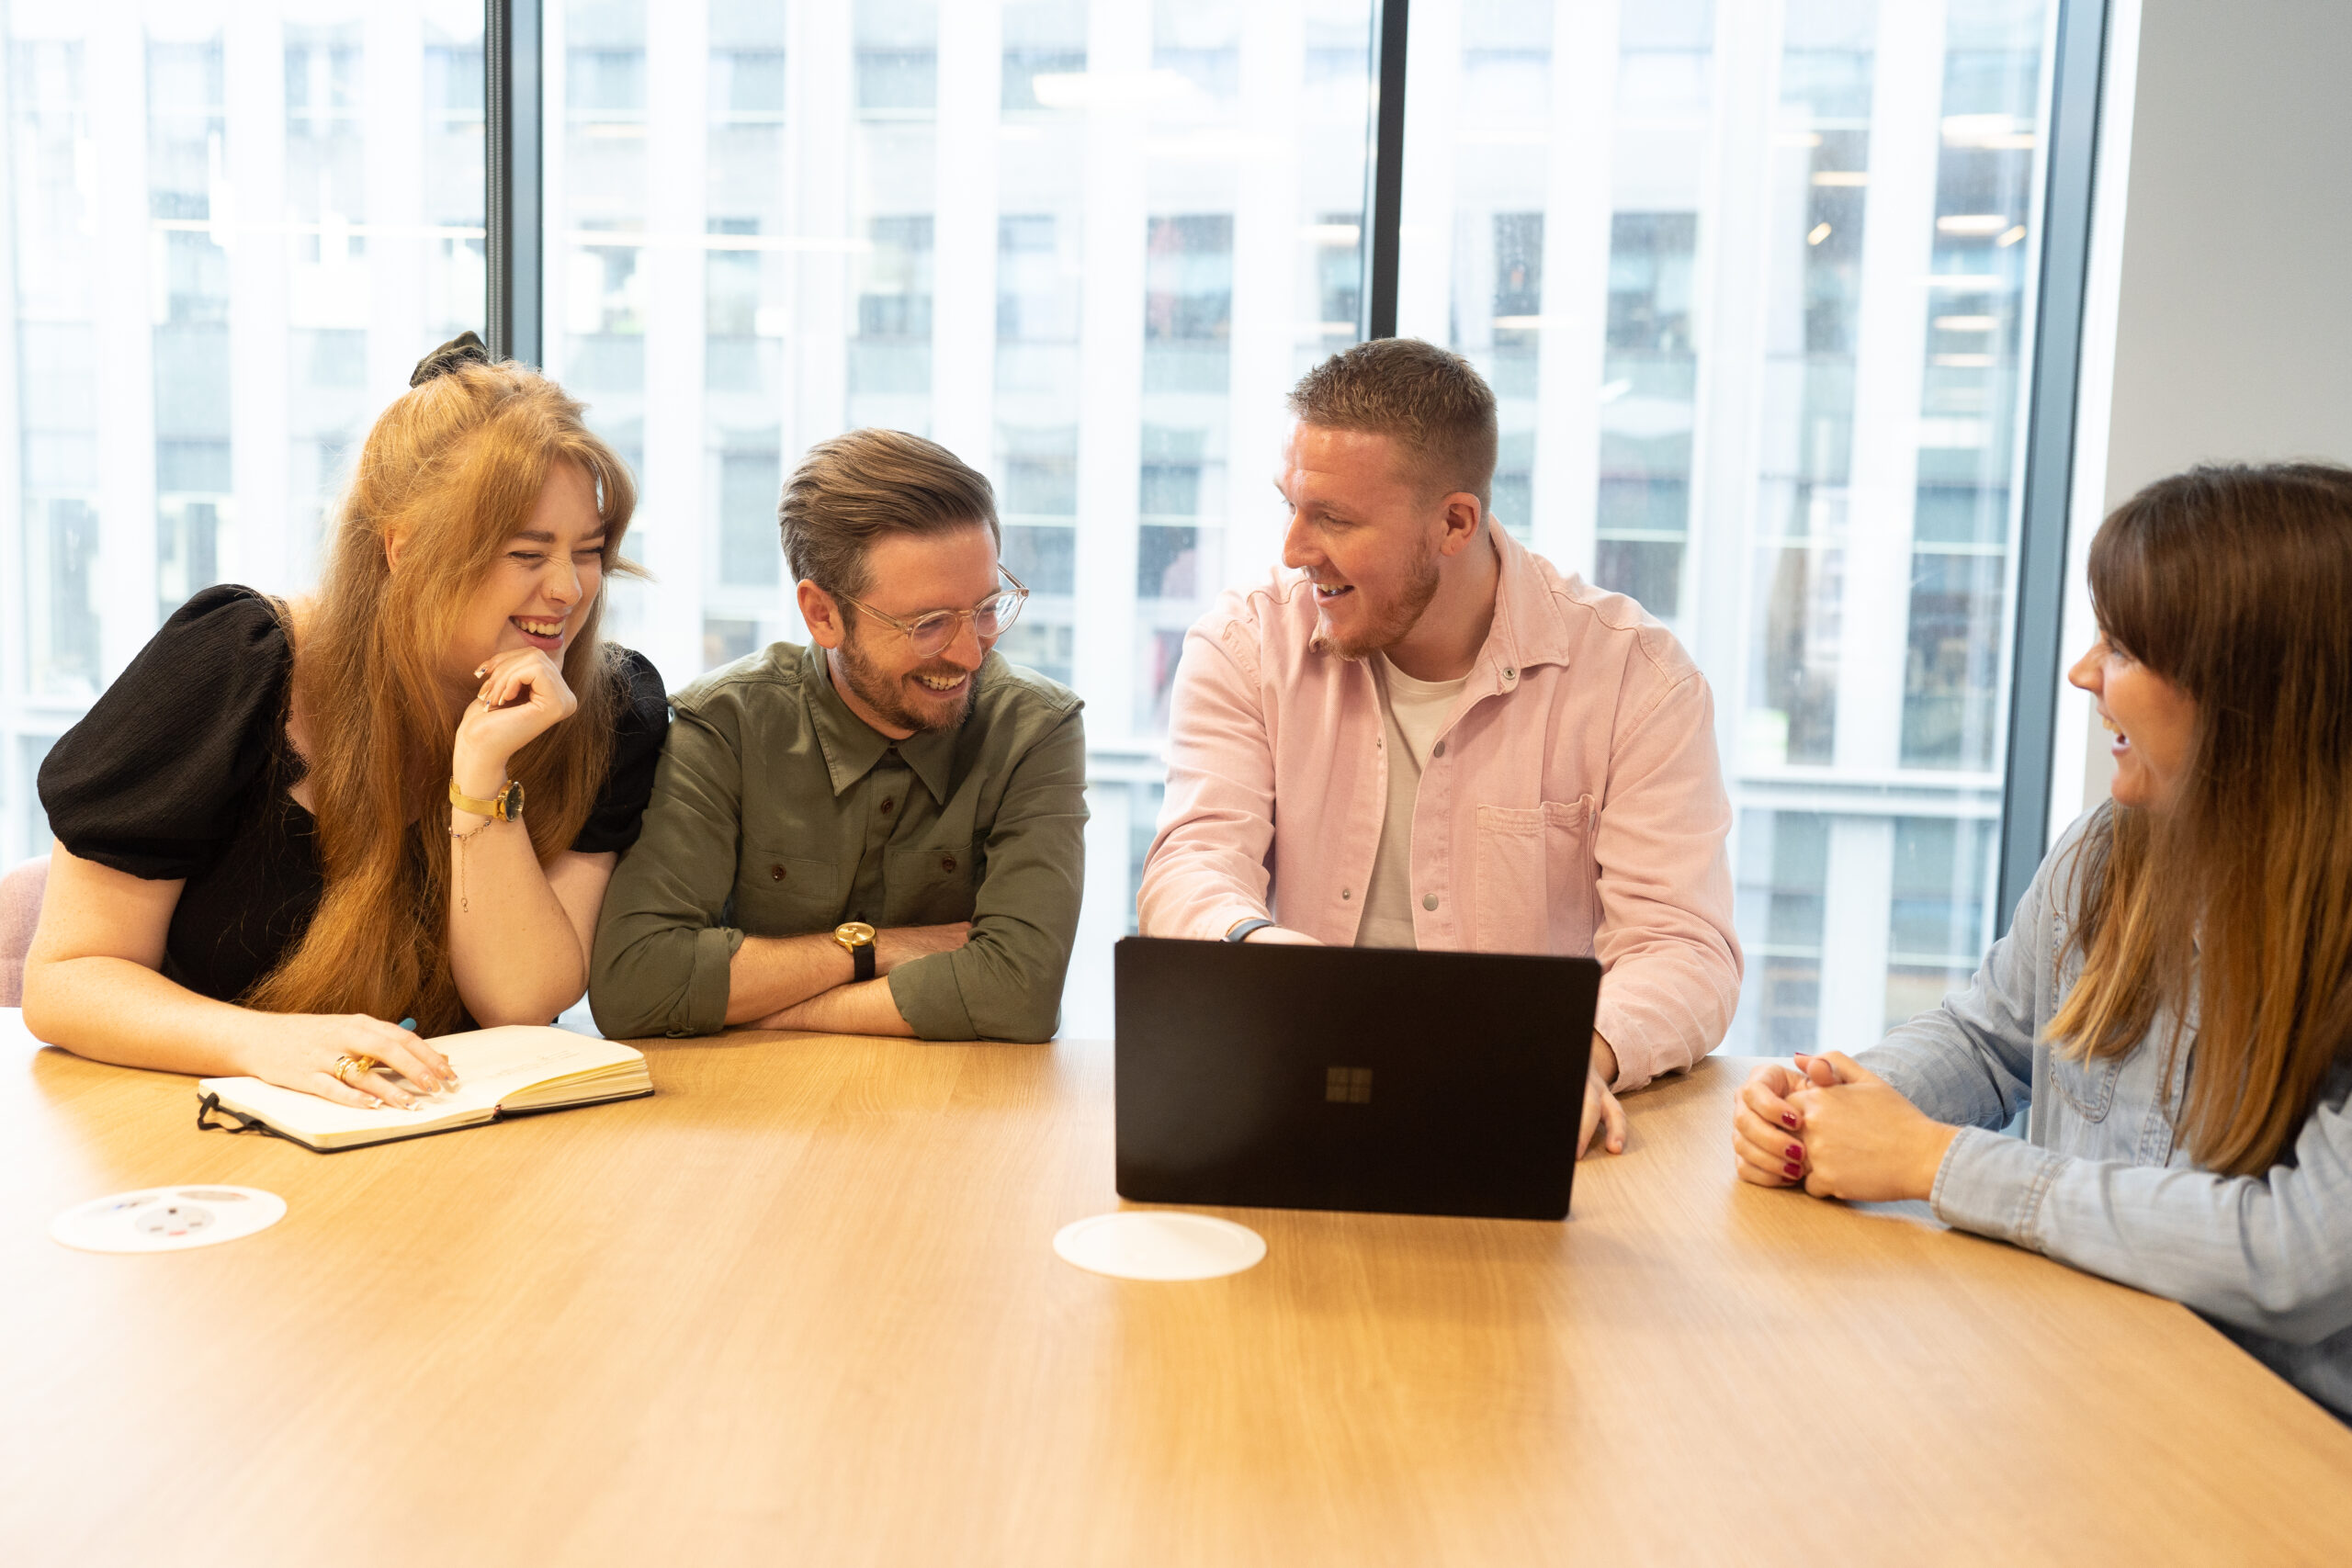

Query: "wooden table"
<box><xmin>6</xmin><ymin>1021</ymin><xmax>2350</xmax><ymax>1567</ymax></box>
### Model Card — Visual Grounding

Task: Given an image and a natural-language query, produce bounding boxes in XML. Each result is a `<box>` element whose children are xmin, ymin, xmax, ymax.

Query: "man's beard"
<box><xmin>1307</xmin><ymin>537</ymin><xmax>1443</xmax><ymax>660</ymax></box>
<box><xmin>836</xmin><ymin>626</ymin><xmax>978</xmax><ymax>734</ymax></box>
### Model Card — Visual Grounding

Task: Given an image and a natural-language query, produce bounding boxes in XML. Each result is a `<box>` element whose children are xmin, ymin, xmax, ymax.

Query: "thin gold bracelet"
<box><xmin>449</xmin><ymin>816</ymin><xmax>497</xmax><ymax>913</ymax></box>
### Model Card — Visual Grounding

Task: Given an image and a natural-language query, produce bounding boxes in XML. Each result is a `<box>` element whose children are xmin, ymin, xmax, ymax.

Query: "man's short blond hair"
<box><xmin>1286</xmin><ymin>337</ymin><xmax>1499</xmax><ymax>510</ymax></box>
<box><xmin>780</xmin><ymin>428</ymin><xmax>1000</xmax><ymax>604</ymax></box>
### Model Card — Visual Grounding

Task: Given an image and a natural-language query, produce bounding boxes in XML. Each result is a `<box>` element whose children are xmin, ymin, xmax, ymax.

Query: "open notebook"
<box><xmin>197</xmin><ymin>1025</ymin><xmax>651</xmax><ymax>1152</ymax></box>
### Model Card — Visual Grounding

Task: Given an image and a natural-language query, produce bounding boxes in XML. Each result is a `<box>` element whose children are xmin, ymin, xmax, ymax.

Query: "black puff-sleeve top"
<box><xmin>38</xmin><ymin>584</ymin><xmax>670</xmax><ymax>1005</ymax></box>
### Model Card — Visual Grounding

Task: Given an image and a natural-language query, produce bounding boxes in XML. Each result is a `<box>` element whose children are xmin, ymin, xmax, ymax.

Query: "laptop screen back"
<box><xmin>1114</xmin><ymin>938</ymin><xmax>1600</xmax><ymax>1220</ymax></box>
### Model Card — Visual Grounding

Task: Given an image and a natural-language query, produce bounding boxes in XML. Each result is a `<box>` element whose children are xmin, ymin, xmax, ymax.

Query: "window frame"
<box><xmin>479</xmin><ymin>0</ymin><xmax>2113</xmax><ymax>939</ymax></box>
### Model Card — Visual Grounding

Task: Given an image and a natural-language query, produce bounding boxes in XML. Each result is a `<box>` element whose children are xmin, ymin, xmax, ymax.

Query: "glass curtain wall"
<box><xmin>0</xmin><ymin>0</ymin><xmax>485</xmax><ymax>864</ymax></box>
<box><xmin>1400</xmin><ymin>0</ymin><xmax>2056</xmax><ymax>1054</ymax></box>
<box><xmin>0</xmin><ymin>0</ymin><xmax>2070</xmax><ymax>1055</ymax></box>
<box><xmin>539</xmin><ymin>0</ymin><xmax>1375</xmax><ymax>1033</ymax></box>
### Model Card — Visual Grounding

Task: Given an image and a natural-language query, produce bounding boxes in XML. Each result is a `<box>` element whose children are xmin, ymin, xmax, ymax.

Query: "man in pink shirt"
<box><xmin>1138</xmin><ymin>338</ymin><xmax>1742</xmax><ymax>1158</ymax></box>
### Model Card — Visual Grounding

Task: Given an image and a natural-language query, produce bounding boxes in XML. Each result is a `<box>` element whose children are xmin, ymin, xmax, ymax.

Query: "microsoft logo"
<box><xmin>1325</xmin><ymin>1066</ymin><xmax>1374</xmax><ymax>1104</ymax></box>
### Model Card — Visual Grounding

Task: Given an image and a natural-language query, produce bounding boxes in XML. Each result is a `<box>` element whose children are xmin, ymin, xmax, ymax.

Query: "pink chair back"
<box><xmin>0</xmin><ymin>854</ymin><xmax>49</xmax><ymax>1008</ymax></box>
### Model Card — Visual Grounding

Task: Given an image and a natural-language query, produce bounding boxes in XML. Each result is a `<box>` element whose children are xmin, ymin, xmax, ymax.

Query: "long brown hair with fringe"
<box><xmin>2050</xmin><ymin>463</ymin><xmax>2352</xmax><ymax>1176</ymax></box>
<box><xmin>243</xmin><ymin>358</ymin><xmax>641</xmax><ymax>1032</ymax></box>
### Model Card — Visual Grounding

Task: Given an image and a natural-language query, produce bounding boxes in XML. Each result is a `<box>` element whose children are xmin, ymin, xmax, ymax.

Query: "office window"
<box><xmin>0</xmin><ymin>3</ymin><xmax>2084</xmax><ymax>1054</ymax></box>
<box><xmin>1886</xmin><ymin>815</ymin><xmax>1998</xmax><ymax>1029</ymax></box>
<box><xmin>1736</xmin><ymin>809</ymin><xmax>1830</xmax><ymax>1055</ymax></box>
<box><xmin>1404</xmin><ymin>0</ymin><xmax>2059</xmax><ymax>1054</ymax></box>
<box><xmin>540</xmin><ymin>1</ymin><xmax>1374</xmax><ymax>1033</ymax></box>
<box><xmin>1</xmin><ymin>4</ymin><xmax>485</xmax><ymax>863</ymax></box>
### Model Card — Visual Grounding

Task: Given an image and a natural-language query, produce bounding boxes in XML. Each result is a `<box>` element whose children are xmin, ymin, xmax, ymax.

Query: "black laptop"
<box><xmin>1114</xmin><ymin>937</ymin><xmax>1601</xmax><ymax>1221</ymax></box>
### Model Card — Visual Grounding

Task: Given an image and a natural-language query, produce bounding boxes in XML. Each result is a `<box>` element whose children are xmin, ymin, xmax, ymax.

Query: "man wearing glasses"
<box><xmin>591</xmin><ymin>429</ymin><xmax>1086</xmax><ymax>1043</ymax></box>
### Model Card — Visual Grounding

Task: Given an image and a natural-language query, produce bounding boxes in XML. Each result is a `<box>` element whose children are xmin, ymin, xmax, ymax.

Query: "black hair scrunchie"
<box><xmin>409</xmin><ymin>330</ymin><xmax>494</xmax><ymax>388</ymax></box>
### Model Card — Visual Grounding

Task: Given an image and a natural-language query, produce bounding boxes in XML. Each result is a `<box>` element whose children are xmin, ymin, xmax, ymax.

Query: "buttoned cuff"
<box><xmin>1928</xmin><ymin>1123</ymin><xmax>2066</xmax><ymax>1249</ymax></box>
<box><xmin>688</xmin><ymin>925</ymin><xmax>747</xmax><ymax>1036</ymax></box>
<box><xmin>888</xmin><ymin>952</ymin><xmax>976</xmax><ymax>1042</ymax></box>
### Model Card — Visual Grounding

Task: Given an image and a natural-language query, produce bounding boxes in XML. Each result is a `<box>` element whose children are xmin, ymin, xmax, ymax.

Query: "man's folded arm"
<box><xmin>589</xmin><ymin>712</ymin><xmax>749</xmax><ymax>1039</ymax></box>
<box><xmin>1588</xmin><ymin>669</ymin><xmax>1744</xmax><ymax>1090</ymax></box>
<box><xmin>889</xmin><ymin>704</ymin><xmax>1091</xmax><ymax>1043</ymax></box>
<box><xmin>1136</xmin><ymin>620</ymin><xmax>1280</xmax><ymax>941</ymax></box>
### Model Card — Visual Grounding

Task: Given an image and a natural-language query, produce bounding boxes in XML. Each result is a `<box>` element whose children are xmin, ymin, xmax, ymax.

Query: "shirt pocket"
<box><xmin>886</xmin><ymin>836</ymin><xmax>982</xmax><ymax>927</ymax></box>
<box><xmin>1473</xmin><ymin>798</ymin><xmax>1596</xmax><ymax>955</ymax></box>
<box><xmin>734</xmin><ymin>848</ymin><xmax>842</xmax><ymax>934</ymax></box>
<box><xmin>1543</xmin><ymin>796</ymin><xmax>1599</xmax><ymax>954</ymax></box>
<box><xmin>2048</xmin><ymin>1046</ymin><xmax>2123</xmax><ymax>1122</ymax></box>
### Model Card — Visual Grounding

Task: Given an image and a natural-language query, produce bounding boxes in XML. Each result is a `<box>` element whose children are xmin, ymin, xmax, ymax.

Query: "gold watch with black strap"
<box><xmin>835</xmin><ymin>920</ymin><xmax>877</xmax><ymax>982</ymax></box>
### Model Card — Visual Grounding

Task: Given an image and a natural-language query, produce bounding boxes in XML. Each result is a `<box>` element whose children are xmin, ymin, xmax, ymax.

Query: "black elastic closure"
<box><xmin>196</xmin><ymin>1092</ymin><xmax>294</xmax><ymax>1145</ymax></box>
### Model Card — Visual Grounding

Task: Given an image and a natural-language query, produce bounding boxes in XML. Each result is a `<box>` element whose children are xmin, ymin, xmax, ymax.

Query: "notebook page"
<box><xmin>198</xmin><ymin>1027</ymin><xmax>643</xmax><ymax>1142</ymax></box>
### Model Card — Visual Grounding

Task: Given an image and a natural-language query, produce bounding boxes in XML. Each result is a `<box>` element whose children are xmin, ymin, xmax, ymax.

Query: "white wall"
<box><xmin>2059</xmin><ymin>0</ymin><xmax>2352</xmax><ymax>818</ymax></box>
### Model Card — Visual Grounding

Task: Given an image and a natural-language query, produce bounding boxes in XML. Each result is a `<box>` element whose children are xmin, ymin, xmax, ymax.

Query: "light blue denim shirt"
<box><xmin>1859</xmin><ymin>807</ymin><xmax>2352</xmax><ymax>1421</ymax></box>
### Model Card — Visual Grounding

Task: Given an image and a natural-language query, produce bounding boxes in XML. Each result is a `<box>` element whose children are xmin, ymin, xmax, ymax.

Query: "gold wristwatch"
<box><xmin>835</xmin><ymin>920</ymin><xmax>878</xmax><ymax>982</ymax></box>
<box><xmin>449</xmin><ymin>777</ymin><xmax>526</xmax><ymax>821</ymax></box>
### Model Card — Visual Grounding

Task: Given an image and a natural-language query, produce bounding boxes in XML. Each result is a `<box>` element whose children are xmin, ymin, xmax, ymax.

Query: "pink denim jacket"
<box><xmin>1138</xmin><ymin>525</ymin><xmax>1742</xmax><ymax>1090</ymax></box>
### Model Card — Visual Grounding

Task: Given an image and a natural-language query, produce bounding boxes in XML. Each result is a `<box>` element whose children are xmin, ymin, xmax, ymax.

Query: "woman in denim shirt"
<box><xmin>1733</xmin><ymin>464</ymin><xmax>2352</xmax><ymax>1421</ymax></box>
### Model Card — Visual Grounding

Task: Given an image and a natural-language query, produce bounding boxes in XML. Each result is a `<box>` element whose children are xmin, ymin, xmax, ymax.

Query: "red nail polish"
<box><xmin>1782</xmin><ymin>1161</ymin><xmax>1803</xmax><ymax>1179</ymax></box>
<box><xmin>1781</xmin><ymin>1111</ymin><xmax>1799</xmax><ymax>1129</ymax></box>
<box><xmin>1785</xmin><ymin>1144</ymin><xmax>1804</xmax><ymax>1160</ymax></box>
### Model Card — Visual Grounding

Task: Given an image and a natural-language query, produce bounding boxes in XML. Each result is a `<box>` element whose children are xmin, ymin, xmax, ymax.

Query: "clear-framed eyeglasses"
<box><xmin>835</xmin><ymin>568</ymin><xmax>1029</xmax><ymax>658</ymax></box>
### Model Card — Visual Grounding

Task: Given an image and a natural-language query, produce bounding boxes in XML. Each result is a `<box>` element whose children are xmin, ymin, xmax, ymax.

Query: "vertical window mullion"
<box><xmin>486</xmin><ymin>0</ymin><xmax>543</xmax><ymax>366</ymax></box>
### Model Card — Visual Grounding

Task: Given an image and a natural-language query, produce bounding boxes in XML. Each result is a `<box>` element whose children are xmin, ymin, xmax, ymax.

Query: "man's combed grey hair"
<box><xmin>779</xmin><ymin>428</ymin><xmax>1001</xmax><ymax>603</ymax></box>
<box><xmin>1286</xmin><ymin>337</ymin><xmax>1499</xmax><ymax>510</ymax></box>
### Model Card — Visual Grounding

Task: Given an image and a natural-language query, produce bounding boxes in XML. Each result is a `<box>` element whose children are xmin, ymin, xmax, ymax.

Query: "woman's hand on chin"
<box><xmin>234</xmin><ymin>1013</ymin><xmax>459</xmax><ymax>1110</ymax></box>
<box><xmin>454</xmin><ymin>647</ymin><xmax>578</xmax><ymax>784</ymax></box>
<box><xmin>1784</xmin><ymin>1053</ymin><xmax>1959</xmax><ymax>1203</ymax></box>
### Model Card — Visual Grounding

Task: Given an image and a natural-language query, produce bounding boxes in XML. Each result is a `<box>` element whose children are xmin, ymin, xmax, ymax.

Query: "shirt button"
<box><xmin>1503</xmin><ymin>667</ymin><xmax>1516</xmax><ymax>682</ymax></box>
<box><xmin>940</xmin><ymin>855</ymin><xmax>958</xmax><ymax>874</ymax></box>
<box><xmin>1340</xmin><ymin>888</ymin><xmax>1352</xmax><ymax>899</ymax></box>
<box><xmin>1422</xmin><ymin>893</ymin><xmax>1439</xmax><ymax>911</ymax></box>
<box><xmin>1431</xmin><ymin>739</ymin><xmax>1446</xmax><ymax>759</ymax></box>
<box><xmin>880</xmin><ymin>797</ymin><xmax>895</xmax><ymax>814</ymax></box>
<box><xmin>770</xmin><ymin>864</ymin><xmax>786</xmax><ymax>881</ymax></box>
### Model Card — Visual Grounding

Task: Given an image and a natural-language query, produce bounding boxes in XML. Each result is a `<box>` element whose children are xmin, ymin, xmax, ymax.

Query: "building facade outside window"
<box><xmin>1399</xmin><ymin>0</ymin><xmax>2057</xmax><ymax>1054</ymax></box>
<box><xmin>3</xmin><ymin>0</ymin><xmax>2069</xmax><ymax>1053</ymax></box>
<box><xmin>2</xmin><ymin>0</ymin><xmax>484</xmax><ymax>874</ymax></box>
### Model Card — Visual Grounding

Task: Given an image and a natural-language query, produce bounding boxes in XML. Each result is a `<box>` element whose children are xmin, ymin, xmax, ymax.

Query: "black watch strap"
<box><xmin>853</xmin><ymin>942</ymin><xmax>876</xmax><ymax>982</ymax></box>
<box><xmin>1224</xmin><ymin>918</ymin><xmax>1275</xmax><ymax>943</ymax></box>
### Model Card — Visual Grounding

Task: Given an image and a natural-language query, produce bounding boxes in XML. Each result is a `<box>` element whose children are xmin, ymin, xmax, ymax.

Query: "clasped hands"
<box><xmin>1733</xmin><ymin>1053</ymin><xmax>1959</xmax><ymax>1202</ymax></box>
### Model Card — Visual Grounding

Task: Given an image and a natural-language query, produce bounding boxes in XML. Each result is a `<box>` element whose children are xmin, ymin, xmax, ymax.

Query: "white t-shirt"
<box><xmin>1354</xmin><ymin>655</ymin><xmax>1469</xmax><ymax>950</ymax></box>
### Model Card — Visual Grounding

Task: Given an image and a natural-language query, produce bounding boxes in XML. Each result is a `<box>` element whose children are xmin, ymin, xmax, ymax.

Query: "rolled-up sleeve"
<box><xmin>1589</xmin><ymin>669</ymin><xmax>1743</xmax><ymax>1090</ymax></box>
<box><xmin>1930</xmin><ymin>1093</ymin><xmax>2352</xmax><ymax>1347</ymax></box>
<box><xmin>888</xmin><ymin>703</ymin><xmax>1089</xmax><ymax>1043</ymax></box>
<box><xmin>589</xmin><ymin>711</ymin><xmax>750</xmax><ymax>1039</ymax></box>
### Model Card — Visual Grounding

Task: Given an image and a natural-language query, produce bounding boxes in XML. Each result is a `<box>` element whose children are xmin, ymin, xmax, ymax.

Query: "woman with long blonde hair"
<box><xmin>24</xmin><ymin>335</ymin><xmax>667</xmax><ymax>1108</ymax></box>
<box><xmin>1732</xmin><ymin>462</ymin><xmax>2352</xmax><ymax>1419</ymax></box>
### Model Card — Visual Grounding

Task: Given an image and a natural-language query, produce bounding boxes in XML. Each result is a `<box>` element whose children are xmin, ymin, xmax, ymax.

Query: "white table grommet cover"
<box><xmin>1053</xmin><ymin>1210</ymin><xmax>1266</xmax><ymax>1280</ymax></box>
<box><xmin>51</xmin><ymin>1187</ymin><xmax>288</xmax><ymax>1254</ymax></box>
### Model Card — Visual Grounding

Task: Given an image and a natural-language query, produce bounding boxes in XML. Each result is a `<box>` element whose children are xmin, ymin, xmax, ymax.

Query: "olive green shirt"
<box><xmin>589</xmin><ymin>642</ymin><xmax>1087</xmax><ymax>1043</ymax></box>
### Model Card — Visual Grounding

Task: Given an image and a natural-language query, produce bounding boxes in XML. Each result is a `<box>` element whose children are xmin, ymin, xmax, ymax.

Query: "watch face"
<box><xmin>835</xmin><ymin>921</ymin><xmax>877</xmax><ymax>946</ymax></box>
<box><xmin>500</xmin><ymin>780</ymin><xmax>526</xmax><ymax>819</ymax></box>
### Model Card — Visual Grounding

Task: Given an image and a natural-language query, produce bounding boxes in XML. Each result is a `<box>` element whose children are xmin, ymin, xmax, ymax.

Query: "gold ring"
<box><xmin>333</xmin><ymin>1054</ymin><xmax>380</xmax><ymax>1083</ymax></box>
